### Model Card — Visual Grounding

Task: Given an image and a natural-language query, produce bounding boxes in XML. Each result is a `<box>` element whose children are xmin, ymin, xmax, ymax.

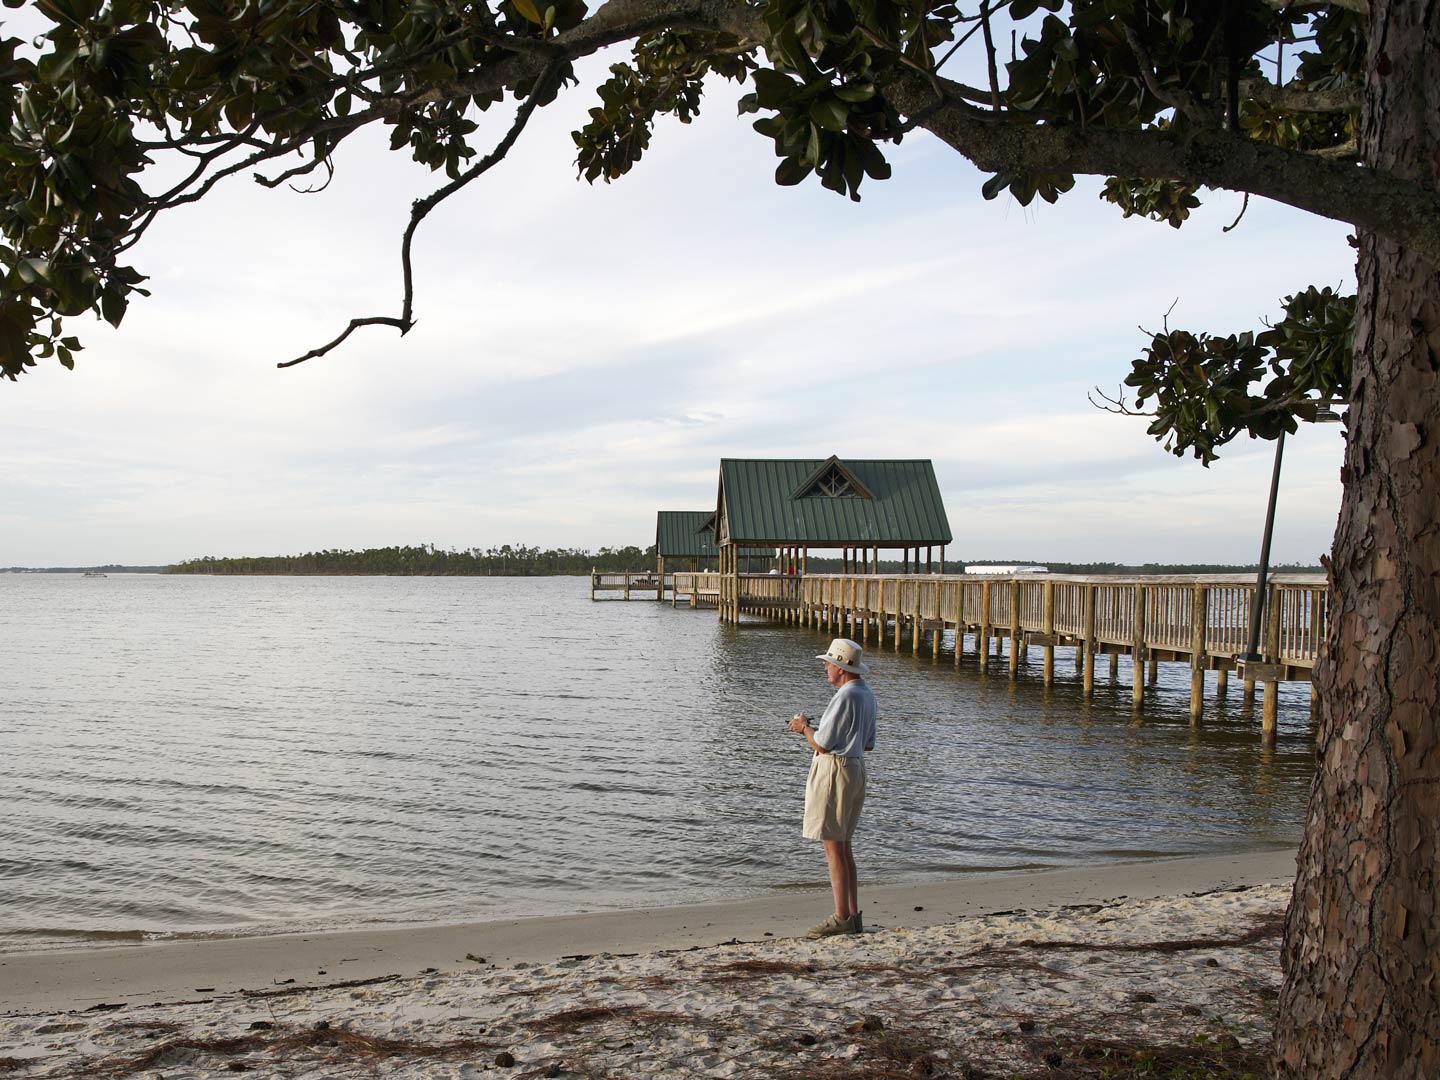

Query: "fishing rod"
<box><xmin>728</xmin><ymin>691</ymin><xmax>820</xmax><ymax>732</ymax></box>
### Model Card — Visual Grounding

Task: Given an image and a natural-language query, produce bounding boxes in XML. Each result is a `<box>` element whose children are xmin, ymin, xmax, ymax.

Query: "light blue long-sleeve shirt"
<box><xmin>813</xmin><ymin>679</ymin><xmax>877</xmax><ymax>758</ymax></box>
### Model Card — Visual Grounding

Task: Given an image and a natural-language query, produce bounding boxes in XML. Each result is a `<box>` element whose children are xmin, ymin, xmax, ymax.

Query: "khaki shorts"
<box><xmin>802</xmin><ymin>753</ymin><xmax>866</xmax><ymax>841</ymax></box>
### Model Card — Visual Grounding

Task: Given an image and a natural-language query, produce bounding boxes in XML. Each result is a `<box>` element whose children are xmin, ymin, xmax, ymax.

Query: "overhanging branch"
<box><xmin>277</xmin><ymin>62</ymin><xmax>565</xmax><ymax>369</ymax></box>
<box><xmin>1239</xmin><ymin>78</ymin><xmax>1362</xmax><ymax>114</ymax></box>
<box><xmin>892</xmin><ymin>72</ymin><xmax>1440</xmax><ymax>268</ymax></box>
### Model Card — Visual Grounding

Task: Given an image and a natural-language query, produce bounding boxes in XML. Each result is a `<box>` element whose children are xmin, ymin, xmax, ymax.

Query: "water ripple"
<box><xmin>0</xmin><ymin>574</ymin><xmax>1314</xmax><ymax>952</ymax></box>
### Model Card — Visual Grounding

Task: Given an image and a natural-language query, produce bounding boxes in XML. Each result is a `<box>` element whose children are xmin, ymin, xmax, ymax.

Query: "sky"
<box><xmin>2</xmin><ymin>26</ymin><xmax>1356</xmax><ymax>568</ymax></box>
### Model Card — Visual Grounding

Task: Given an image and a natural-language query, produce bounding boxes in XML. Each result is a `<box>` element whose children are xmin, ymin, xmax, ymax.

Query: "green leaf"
<box><xmin>511</xmin><ymin>0</ymin><xmax>544</xmax><ymax>26</ymax></box>
<box><xmin>775</xmin><ymin>157</ymin><xmax>812</xmax><ymax>186</ymax></box>
<box><xmin>16</xmin><ymin>258</ymin><xmax>49</xmax><ymax>285</ymax></box>
<box><xmin>808</xmin><ymin>97</ymin><xmax>848</xmax><ymax>132</ymax></box>
<box><xmin>981</xmin><ymin>173</ymin><xmax>1009</xmax><ymax>200</ymax></box>
<box><xmin>100</xmin><ymin>286</ymin><xmax>127</xmax><ymax>328</ymax></box>
<box><xmin>834</xmin><ymin>83</ymin><xmax>875</xmax><ymax>103</ymax></box>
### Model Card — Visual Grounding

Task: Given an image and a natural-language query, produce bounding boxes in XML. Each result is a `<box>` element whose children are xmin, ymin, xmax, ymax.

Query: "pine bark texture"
<box><xmin>1276</xmin><ymin>1</ymin><xmax>1440</xmax><ymax>1076</ymax></box>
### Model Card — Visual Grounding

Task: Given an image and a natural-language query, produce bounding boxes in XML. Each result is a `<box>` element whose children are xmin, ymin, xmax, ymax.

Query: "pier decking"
<box><xmin>589</xmin><ymin>571</ymin><xmax>663</xmax><ymax>600</ymax></box>
<box><xmin>673</xmin><ymin>570</ymin><xmax>1327</xmax><ymax>734</ymax></box>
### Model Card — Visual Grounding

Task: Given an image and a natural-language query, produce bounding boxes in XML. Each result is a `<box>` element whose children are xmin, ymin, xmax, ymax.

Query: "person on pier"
<box><xmin>789</xmin><ymin>638</ymin><xmax>877</xmax><ymax>936</ymax></box>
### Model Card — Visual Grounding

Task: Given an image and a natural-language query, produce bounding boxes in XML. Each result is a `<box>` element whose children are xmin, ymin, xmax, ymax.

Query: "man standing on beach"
<box><xmin>788</xmin><ymin>638</ymin><xmax>877</xmax><ymax>937</ymax></box>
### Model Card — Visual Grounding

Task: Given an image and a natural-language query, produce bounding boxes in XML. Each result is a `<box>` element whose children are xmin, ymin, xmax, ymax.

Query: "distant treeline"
<box><xmin>163</xmin><ymin>548</ymin><xmax>1326</xmax><ymax>578</ymax></box>
<box><xmin>166</xmin><ymin>544</ymin><xmax>656</xmax><ymax>576</ymax></box>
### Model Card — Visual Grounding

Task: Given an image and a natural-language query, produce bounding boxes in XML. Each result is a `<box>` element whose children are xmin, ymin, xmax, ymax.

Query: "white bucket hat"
<box><xmin>816</xmin><ymin>638</ymin><xmax>870</xmax><ymax>675</ymax></box>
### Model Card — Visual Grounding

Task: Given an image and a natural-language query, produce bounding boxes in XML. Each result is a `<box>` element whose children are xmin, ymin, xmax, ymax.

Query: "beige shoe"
<box><xmin>806</xmin><ymin>914</ymin><xmax>851</xmax><ymax>937</ymax></box>
<box><xmin>849</xmin><ymin>911</ymin><xmax>863</xmax><ymax>934</ymax></box>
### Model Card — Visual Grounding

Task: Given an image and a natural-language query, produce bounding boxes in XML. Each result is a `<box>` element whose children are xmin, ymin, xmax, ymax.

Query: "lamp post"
<box><xmin>1239</xmin><ymin>406</ymin><xmax>1344</xmax><ymax>665</ymax></box>
<box><xmin>1241</xmin><ymin>431</ymin><xmax>1287</xmax><ymax>662</ymax></box>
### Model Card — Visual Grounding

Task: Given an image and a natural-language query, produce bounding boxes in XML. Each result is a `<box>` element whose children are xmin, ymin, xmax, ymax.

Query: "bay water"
<box><xmin>1</xmin><ymin>574</ymin><xmax>1315</xmax><ymax>952</ymax></box>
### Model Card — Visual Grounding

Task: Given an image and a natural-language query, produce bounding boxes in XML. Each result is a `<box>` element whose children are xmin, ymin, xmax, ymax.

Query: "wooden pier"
<box><xmin>589</xmin><ymin>571</ymin><xmax>663</xmax><ymax>600</ymax></box>
<box><xmin>590</xmin><ymin>569</ymin><xmax>723</xmax><ymax>605</ymax></box>
<box><xmin>674</xmin><ymin>570</ymin><xmax>1327</xmax><ymax>735</ymax></box>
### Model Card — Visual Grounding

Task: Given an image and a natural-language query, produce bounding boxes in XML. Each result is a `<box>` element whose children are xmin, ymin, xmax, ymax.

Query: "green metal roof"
<box><xmin>656</xmin><ymin>511</ymin><xmax>722</xmax><ymax>558</ymax></box>
<box><xmin>717</xmin><ymin>457</ymin><xmax>952</xmax><ymax>546</ymax></box>
<box><xmin>655</xmin><ymin>511</ymin><xmax>775</xmax><ymax>559</ymax></box>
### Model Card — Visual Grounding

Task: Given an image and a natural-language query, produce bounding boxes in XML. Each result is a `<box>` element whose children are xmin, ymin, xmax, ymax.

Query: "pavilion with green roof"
<box><xmin>713</xmin><ymin>455</ymin><xmax>952</xmax><ymax>621</ymax></box>
<box><xmin>655</xmin><ymin>510</ymin><xmax>721</xmax><ymax>574</ymax></box>
<box><xmin>654</xmin><ymin>510</ymin><xmax>776</xmax><ymax>590</ymax></box>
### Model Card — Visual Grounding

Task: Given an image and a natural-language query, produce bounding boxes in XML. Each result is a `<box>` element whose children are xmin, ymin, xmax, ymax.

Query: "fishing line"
<box><xmin>637</xmin><ymin>652</ymin><xmax>806</xmax><ymax>728</ymax></box>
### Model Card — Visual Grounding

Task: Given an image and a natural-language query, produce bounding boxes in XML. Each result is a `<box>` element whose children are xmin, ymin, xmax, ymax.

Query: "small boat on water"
<box><xmin>82</xmin><ymin>571</ymin><xmax>107</xmax><ymax>578</ymax></box>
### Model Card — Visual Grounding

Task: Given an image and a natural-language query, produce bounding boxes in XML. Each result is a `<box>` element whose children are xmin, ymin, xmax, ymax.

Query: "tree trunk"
<box><xmin>1274</xmin><ymin>2</ymin><xmax>1440</xmax><ymax>1076</ymax></box>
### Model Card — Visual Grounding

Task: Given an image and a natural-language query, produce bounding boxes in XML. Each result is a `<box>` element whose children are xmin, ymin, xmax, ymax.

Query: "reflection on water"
<box><xmin>0</xmin><ymin>574</ymin><xmax>1314</xmax><ymax>951</ymax></box>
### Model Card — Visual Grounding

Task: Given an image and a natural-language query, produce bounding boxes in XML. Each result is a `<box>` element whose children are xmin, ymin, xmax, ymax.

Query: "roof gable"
<box><xmin>718</xmin><ymin>457</ymin><xmax>951</xmax><ymax>546</ymax></box>
<box><xmin>791</xmin><ymin>455</ymin><xmax>874</xmax><ymax>501</ymax></box>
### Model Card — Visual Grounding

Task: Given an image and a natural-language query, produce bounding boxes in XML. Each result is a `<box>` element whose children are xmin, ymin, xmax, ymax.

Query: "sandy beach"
<box><xmin>0</xmin><ymin>848</ymin><xmax>1297</xmax><ymax>1078</ymax></box>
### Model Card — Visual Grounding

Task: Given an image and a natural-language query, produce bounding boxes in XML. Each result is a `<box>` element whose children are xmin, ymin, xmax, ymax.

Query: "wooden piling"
<box><xmin>979</xmin><ymin>582</ymin><xmax>992</xmax><ymax>674</ymax></box>
<box><xmin>1132</xmin><ymin>587</ymin><xmax>1147</xmax><ymax>710</ymax></box>
<box><xmin>1189</xmin><ymin>584</ymin><xmax>1207</xmax><ymax>725</ymax></box>
<box><xmin>953</xmin><ymin>583</ymin><xmax>965</xmax><ymax>667</ymax></box>
<box><xmin>1082</xmin><ymin>585</ymin><xmax>1096</xmax><ymax>699</ymax></box>
<box><xmin>1263</xmin><ymin>584</ymin><xmax>1282</xmax><ymax>738</ymax></box>
<box><xmin>1042</xmin><ymin>581</ymin><xmax>1055</xmax><ymax>686</ymax></box>
<box><xmin>1243</xmin><ymin>581</ymin><xmax>1258</xmax><ymax>704</ymax></box>
<box><xmin>1009</xmin><ymin>580</ymin><xmax>1021</xmax><ymax>677</ymax></box>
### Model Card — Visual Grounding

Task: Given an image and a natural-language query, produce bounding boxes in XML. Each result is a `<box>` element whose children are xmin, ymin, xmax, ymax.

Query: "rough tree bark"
<box><xmin>1275</xmin><ymin>1</ymin><xmax>1440</xmax><ymax>1076</ymax></box>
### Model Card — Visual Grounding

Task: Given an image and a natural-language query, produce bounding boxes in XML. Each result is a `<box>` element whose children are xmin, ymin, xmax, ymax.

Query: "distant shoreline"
<box><xmin>0</xmin><ymin>566</ymin><xmax>166</xmax><ymax>575</ymax></box>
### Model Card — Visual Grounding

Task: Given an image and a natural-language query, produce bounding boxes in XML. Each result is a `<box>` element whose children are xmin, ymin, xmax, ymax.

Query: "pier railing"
<box><xmin>726</xmin><ymin>571</ymin><xmax>1327</xmax><ymax>731</ymax></box>
<box><xmin>785</xmin><ymin>573</ymin><xmax>1325</xmax><ymax>662</ymax></box>
<box><xmin>640</xmin><ymin>569</ymin><xmax>1328</xmax><ymax>728</ymax></box>
<box><xmin>589</xmin><ymin>571</ymin><xmax>663</xmax><ymax>600</ymax></box>
<box><xmin>670</xmin><ymin>571</ymin><xmax>722</xmax><ymax>607</ymax></box>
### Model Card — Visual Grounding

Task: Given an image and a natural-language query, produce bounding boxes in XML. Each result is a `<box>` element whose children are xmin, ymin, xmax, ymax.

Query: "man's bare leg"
<box><xmin>823</xmin><ymin>840</ymin><xmax>857</xmax><ymax>919</ymax></box>
<box><xmin>845</xmin><ymin>844</ymin><xmax>858</xmax><ymax>919</ymax></box>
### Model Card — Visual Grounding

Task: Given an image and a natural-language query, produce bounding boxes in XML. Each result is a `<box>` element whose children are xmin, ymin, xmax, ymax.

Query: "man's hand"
<box><xmin>788</xmin><ymin>712</ymin><xmax>809</xmax><ymax>733</ymax></box>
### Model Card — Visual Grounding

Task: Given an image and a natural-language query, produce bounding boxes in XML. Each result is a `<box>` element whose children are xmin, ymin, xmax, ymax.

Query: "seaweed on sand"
<box><xmin>522</xmin><ymin>1004</ymin><xmax>709</xmax><ymax>1033</ymax></box>
<box><xmin>765</xmin><ymin>1019</ymin><xmax>993</xmax><ymax>1080</ymax></box>
<box><xmin>1009</xmin><ymin>913</ymin><xmax>1286</xmax><ymax>955</ymax></box>
<box><xmin>1017</xmin><ymin>1032</ymin><xmax>1270</xmax><ymax>1078</ymax></box>
<box><xmin>35</xmin><ymin>1023</ymin><xmax>506</xmax><ymax>1079</ymax></box>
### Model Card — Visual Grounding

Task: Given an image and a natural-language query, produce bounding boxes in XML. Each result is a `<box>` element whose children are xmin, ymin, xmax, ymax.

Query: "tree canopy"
<box><xmin>0</xmin><ymin>1</ymin><xmax>1420</xmax><ymax>460</ymax></box>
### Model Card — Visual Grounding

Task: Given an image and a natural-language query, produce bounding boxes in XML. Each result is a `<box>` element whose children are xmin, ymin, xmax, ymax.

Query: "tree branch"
<box><xmin>1120</xmin><ymin>23</ymin><xmax>1212</xmax><ymax>127</ymax></box>
<box><xmin>254</xmin><ymin>151</ymin><xmax>338</xmax><ymax>191</ymax></box>
<box><xmin>979</xmin><ymin>0</ymin><xmax>1002</xmax><ymax>112</ymax></box>
<box><xmin>1261</xmin><ymin>0</ymin><xmax>1368</xmax><ymax>13</ymax></box>
<box><xmin>1239</xmin><ymin>78</ymin><xmax>1362</xmax><ymax>114</ymax></box>
<box><xmin>892</xmin><ymin>72</ymin><xmax>1440</xmax><ymax>267</ymax></box>
<box><xmin>278</xmin><ymin>62</ymin><xmax>564</xmax><ymax>369</ymax></box>
<box><xmin>275</xmin><ymin>316</ymin><xmax>412</xmax><ymax>368</ymax></box>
